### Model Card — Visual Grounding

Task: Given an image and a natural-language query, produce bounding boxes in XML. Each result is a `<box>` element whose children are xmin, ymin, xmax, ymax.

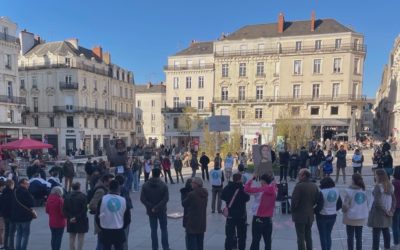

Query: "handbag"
<box><xmin>14</xmin><ymin>190</ymin><xmax>37</xmax><ymax>219</ymax></box>
<box><xmin>222</xmin><ymin>189</ymin><xmax>239</xmax><ymax>218</ymax></box>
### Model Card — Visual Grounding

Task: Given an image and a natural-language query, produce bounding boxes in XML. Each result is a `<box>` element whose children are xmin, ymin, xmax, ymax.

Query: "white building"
<box><xmin>18</xmin><ymin>31</ymin><xmax>135</xmax><ymax>156</ymax></box>
<box><xmin>0</xmin><ymin>17</ymin><xmax>29</xmax><ymax>143</ymax></box>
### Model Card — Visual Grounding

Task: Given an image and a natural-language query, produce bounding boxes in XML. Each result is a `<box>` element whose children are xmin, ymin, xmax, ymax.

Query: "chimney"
<box><xmin>65</xmin><ymin>38</ymin><xmax>79</xmax><ymax>49</ymax></box>
<box><xmin>311</xmin><ymin>11</ymin><xmax>316</xmax><ymax>32</ymax></box>
<box><xmin>277</xmin><ymin>12</ymin><xmax>285</xmax><ymax>33</ymax></box>
<box><xmin>103</xmin><ymin>52</ymin><xmax>111</xmax><ymax>65</ymax></box>
<box><xmin>92</xmin><ymin>46</ymin><xmax>103</xmax><ymax>60</ymax></box>
<box><xmin>19</xmin><ymin>30</ymin><xmax>35</xmax><ymax>55</ymax></box>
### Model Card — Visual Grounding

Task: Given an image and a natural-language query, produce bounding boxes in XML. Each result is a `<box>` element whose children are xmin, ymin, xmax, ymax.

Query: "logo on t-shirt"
<box><xmin>107</xmin><ymin>197</ymin><xmax>122</xmax><ymax>212</ymax></box>
<box><xmin>212</xmin><ymin>171</ymin><xmax>219</xmax><ymax>180</ymax></box>
<box><xmin>327</xmin><ymin>190</ymin><xmax>337</xmax><ymax>202</ymax></box>
<box><xmin>354</xmin><ymin>192</ymin><xmax>366</xmax><ymax>205</ymax></box>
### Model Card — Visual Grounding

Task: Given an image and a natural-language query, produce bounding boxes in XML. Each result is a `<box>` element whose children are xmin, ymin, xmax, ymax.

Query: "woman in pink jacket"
<box><xmin>244</xmin><ymin>173</ymin><xmax>277</xmax><ymax>250</ymax></box>
<box><xmin>45</xmin><ymin>186</ymin><xmax>66</xmax><ymax>250</ymax></box>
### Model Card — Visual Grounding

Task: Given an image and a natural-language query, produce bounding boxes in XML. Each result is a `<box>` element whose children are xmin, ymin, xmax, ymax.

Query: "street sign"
<box><xmin>209</xmin><ymin>115</ymin><xmax>230</xmax><ymax>132</ymax></box>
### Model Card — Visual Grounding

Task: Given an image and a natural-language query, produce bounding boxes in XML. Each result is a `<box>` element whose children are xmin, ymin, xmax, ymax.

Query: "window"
<box><xmin>256</xmin><ymin>86</ymin><xmax>263</xmax><ymax>100</ymax></box>
<box><xmin>295</xmin><ymin>41</ymin><xmax>302</xmax><ymax>51</ymax></box>
<box><xmin>220</xmin><ymin>108</ymin><xmax>229</xmax><ymax>115</ymax></box>
<box><xmin>173</xmin><ymin>97</ymin><xmax>179</xmax><ymax>108</ymax></box>
<box><xmin>65</xmin><ymin>75</ymin><xmax>72</xmax><ymax>83</ymax></box>
<box><xmin>137</xmin><ymin>100</ymin><xmax>141</xmax><ymax>107</ymax></box>
<box><xmin>352</xmin><ymin>82</ymin><xmax>358</xmax><ymax>98</ymax></box>
<box><xmin>198</xmin><ymin>96</ymin><xmax>204</xmax><ymax>110</ymax></box>
<box><xmin>223</xmin><ymin>46</ymin><xmax>229</xmax><ymax>55</ymax></box>
<box><xmin>353</xmin><ymin>39</ymin><xmax>360</xmax><ymax>50</ymax></box>
<box><xmin>332</xmin><ymin>83</ymin><xmax>340</xmax><ymax>98</ymax></box>
<box><xmin>119</xmin><ymin>87</ymin><xmax>123</xmax><ymax>97</ymax></box>
<box><xmin>292</xmin><ymin>107</ymin><xmax>300</xmax><ymax>116</ymax></box>
<box><xmin>293</xmin><ymin>85</ymin><xmax>300</xmax><ymax>98</ymax></box>
<box><xmin>199</xmin><ymin>59</ymin><xmax>205</xmax><ymax>68</ymax></box>
<box><xmin>185</xmin><ymin>97</ymin><xmax>191</xmax><ymax>107</ymax></box>
<box><xmin>333</xmin><ymin>58</ymin><xmax>341</xmax><ymax>73</ymax></box>
<box><xmin>238</xmin><ymin>86</ymin><xmax>246</xmax><ymax>101</ymax></box>
<box><xmin>33</xmin><ymin>97</ymin><xmax>38</xmax><ymax>112</ymax></box>
<box><xmin>313</xmin><ymin>59</ymin><xmax>321</xmax><ymax>74</ymax></box>
<box><xmin>315</xmin><ymin>40</ymin><xmax>322</xmax><ymax>50</ymax></box>
<box><xmin>256</xmin><ymin>62</ymin><xmax>264</xmax><ymax>76</ymax></box>
<box><xmin>221</xmin><ymin>87</ymin><xmax>228</xmax><ymax>101</ymax></box>
<box><xmin>137</xmin><ymin>113</ymin><xmax>142</xmax><ymax>120</ymax></box>
<box><xmin>312</xmin><ymin>84</ymin><xmax>320</xmax><ymax>98</ymax></box>
<box><xmin>84</xmin><ymin>118</ymin><xmax>88</xmax><ymax>128</ymax></box>
<box><xmin>49</xmin><ymin>117</ymin><xmax>54</xmax><ymax>127</ymax></box>
<box><xmin>130</xmin><ymin>89</ymin><xmax>133</xmax><ymax>99</ymax></box>
<box><xmin>83</xmin><ymin>78</ymin><xmax>87</xmax><ymax>88</ymax></box>
<box><xmin>66</xmin><ymin>116</ymin><xmax>74</xmax><ymax>127</ymax></box>
<box><xmin>94</xmin><ymin>119</ymin><xmax>98</xmax><ymax>128</ymax></box>
<box><xmin>186</xmin><ymin>77</ymin><xmax>191</xmax><ymax>89</ymax></box>
<box><xmin>7</xmin><ymin>81</ymin><xmax>13</xmax><ymax>97</ymax></box>
<box><xmin>222</xmin><ymin>64</ymin><xmax>229</xmax><ymax>77</ymax></box>
<box><xmin>65</xmin><ymin>58</ymin><xmax>71</xmax><ymax>67</ymax></box>
<box><xmin>173</xmin><ymin>117</ymin><xmax>179</xmax><ymax>129</ymax></box>
<box><xmin>274</xmin><ymin>62</ymin><xmax>280</xmax><ymax>75</ymax></box>
<box><xmin>274</xmin><ymin>85</ymin><xmax>279</xmax><ymax>100</ymax></box>
<box><xmin>34</xmin><ymin>116</ymin><xmax>39</xmax><ymax>126</ymax></box>
<box><xmin>7</xmin><ymin>110</ymin><xmax>14</xmax><ymax>123</ymax></box>
<box><xmin>22</xmin><ymin>116</ymin><xmax>26</xmax><ymax>125</ymax></box>
<box><xmin>237</xmin><ymin>109</ymin><xmax>245</xmax><ymax>119</ymax></box>
<box><xmin>198</xmin><ymin>76</ymin><xmax>204</xmax><ymax>88</ymax></box>
<box><xmin>331</xmin><ymin>106</ymin><xmax>339</xmax><ymax>115</ymax></box>
<box><xmin>335</xmin><ymin>39</ymin><xmax>342</xmax><ymax>49</ymax></box>
<box><xmin>125</xmin><ymin>88</ymin><xmax>128</xmax><ymax>98</ymax></box>
<box><xmin>187</xmin><ymin>60</ymin><xmax>193</xmax><ymax>68</ymax></box>
<box><xmin>151</xmin><ymin>127</ymin><xmax>156</xmax><ymax>133</ymax></box>
<box><xmin>311</xmin><ymin>107</ymin><xmax>320</xmax><ymax>115</ymax></box>
<box><xmin>255</xmin><ymin>108</ymin><xmax>263</xmax><ymax>119</ymax></box>
<box><xmin>104</xmin><ymin>119</ymin><xmax>108</xmax><ymax>128</ymax></box>
<box><xmin>354</xmin><ymin>58</ymin><xmax>360</xmax><ymax>74</ymax></box>
<box><xmin>32</xmin><ymin>77</ymin><xmax>37</xmax><ymax>88</ymax></box>
<box><xmin>94</xmin><ymin>80</ymin><xmax>97</xmax><ymax>90</ymax></box>
<box><xmin>174</xmin><ymin>61</ymin><xmax>180</xmax><ymax>69</ymax></box>
<box><xmin>151</xmin><ymin>100</ymin><xmax>155</xmax><ymax>107</ymax></box>
<box><xmin>258</xmin><ymin>44</ymin><xmax>265</xmax><ymax>52</ymax></box>
<box><xmin>115</xmin><ymin>119</ymin><xmax>118</xmax><ymax>129</ymax></box>
<box><xmin>20</xmin><ymin>79</ymin><xmax>25</xmax><ymax>88</ymax></box>
<box><xmin>173</xmin><ymin>77</ymin><xmax>179</xmax><ymax>89</ymax></box>
<box><xmin>294</xmin><ymin>60</ymin><xmax>302</xmax><ymax>75</ymax></box>
<box><xmin>137</xmin><ymin>126</ymin><xmax>142</xmax><ymax>133</ymax></box>
<box><xmin>239</xmin><ymin>63</ymin><xmax>246</xmax><ymax>77</ymax></box>
<box><xmin>151</xmin><ymin>114</ymin><xmax>155</xmax><ymax>121</ymax></box>
<box><xmin>5</xmin><ymin>54</ymin><xmax>11</xmax><ymax>69</ymax></box>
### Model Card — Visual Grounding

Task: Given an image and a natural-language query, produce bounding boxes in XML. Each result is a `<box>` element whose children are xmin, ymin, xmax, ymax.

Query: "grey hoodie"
<box><xmin>140</xmin><ymin>177</ymin><xmax>169</xmax><ymax>215</ymax></box>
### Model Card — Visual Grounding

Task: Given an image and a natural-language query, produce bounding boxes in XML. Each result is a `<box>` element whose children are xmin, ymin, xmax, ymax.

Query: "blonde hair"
<box><xmin>375</xmin><ymin>169</ymin><xmax>391</xmax><ymax>193</ymax></box>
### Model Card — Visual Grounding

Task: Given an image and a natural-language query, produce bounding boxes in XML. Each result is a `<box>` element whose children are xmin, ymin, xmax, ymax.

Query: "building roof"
<box><xmin>135</xmin><ymin>83</ymin><xmax>166</xmax><ymax>94</ymax></box>
<box><xmin>25</xmin><ymin>41</ymin><xmax>102</xmax><ymax>62</ymax></box>
<box><xmin>174</xmin><ymin>41</ymin><xmax>214</xmax><ymax>56</ymax></box>
<box><xmin>223</xmin><ymin>19</ymin><xmax>354</xmax><ymax>40</ymax></box>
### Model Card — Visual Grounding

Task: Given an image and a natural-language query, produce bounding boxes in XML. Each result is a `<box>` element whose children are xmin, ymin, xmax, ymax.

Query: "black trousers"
<box><xmin>280</xmin><ymin>165</ymin><xmax>288</xmax><ymax>181</ymax></box>
<box><xmin>346</xmin><ymin>225</ymin><xmax>362</xmax><ymax>250</ymax></box>
<box><xmin>289</xmin><ymin>165</ymin><xmax>298</xmax><ymax>179</ymax></box>
<box><xmin>250</xmin><ymin>216</ymin><xmax>272</xmax><ymax>250</ymax></box>
<box><xmin>372</xmin><ymin>227</ymin><xmax>390</xmax><ymax>250</ymax></box>
<box><xmin>163</xmin><ymin>169</ymin><xmax>174</xmax><ymax>183</ymax></box>
<box><xmin>225</xmin><ymin>217</ymin><xmax>247</xmax><ymax>250</ymax></box>
<box><xmin>201</xmin><ymin>166</ymin><xmax>209</xmax><ymax>181</ymax></box>
<box><xmin>295</xmin><ymin>222</ymin><xmax>313</xmax><ymax>250</ymax></box>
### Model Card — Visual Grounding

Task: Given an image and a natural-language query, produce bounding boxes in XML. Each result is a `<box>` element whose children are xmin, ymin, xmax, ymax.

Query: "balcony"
<box><xmin>0</xmin><ymin>95</ymin><xmax>26</xmax><ymax>105</ymax></box>
<box><xmin>118</xmin><ymin>112</ymin><xmax>134</xmax><ymax>120</ymax></box>
<box><xmin>59</xmin><ymin>82</ymin><xmax>79</xmax><ymax>90</ymax></box>
<box><xmin>213</xmin><ymin>94</ymin><xmax>367</xmax><ymax>104</ymax></box>
<box><xmin>53</xmin><ymin>106</ymin><xmax>115</xmax><ymax>116</ymax></box>
<box><xmin>0</xmin><ymin>32</ymin><xmax>17</xmax><ymax>43</ymax></box>
<box><xmin>164</xmin><ymin>63</ymin><xmax>214</xmax><ymax>71</ymax></box>
<box><xmin>215</xmin><ymin>43</ymin><xmax>367</xmax><ymax>58</ymax></box>
<box><xmin>162</xmin><ymin>107</ymin><xmax>212</xmax><ymax>113</ymax></box>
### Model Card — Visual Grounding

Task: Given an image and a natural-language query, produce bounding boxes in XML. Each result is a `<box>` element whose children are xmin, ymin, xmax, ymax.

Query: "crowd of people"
<box><xmin>0</xmin><ymin>139</ymin><xmax>400</xmax><ymax>250</ymax></box>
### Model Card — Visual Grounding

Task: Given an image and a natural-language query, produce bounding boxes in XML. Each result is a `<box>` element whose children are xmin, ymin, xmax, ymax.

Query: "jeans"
<box><xmin>175</xmin><ymin>169</ymin><xmax>184</xmax><ymax>183</ymax></box>
<box><xmin>186</xmin><ymin>233</ymin><xmax>204</xmax><ymax>250</ymax></box>
<box><xmin>225</xmin><ymin>217</ymin><xmax>247</xmax><ymax>250</ymax></box>
<box><xmin>393</xmin><ymin>208</ymin><xmax>400</xmax><ymax>245</ymax></box>
<box><xmin>316</xmin><ymin>215</ymin><xmax>336</xmax><ymax>250</ymax></box>
<box><xmin>372</xmin><ymin>227</ymin><xmax>390</xmax><ymax>250</ymax></box>
<box><xmin>335</xmin><ymin>167</ymin><xmax>346</xmax><ymax>183</ymax></box>
<box><xmin>211</xmin><ymin>186</ymin><xmax>223</xmax><ymax>212</ymax></box>
<box><xmin>250</xmin><ymin>216</ymin><xmax>272</xmax><ymax>250</ymax></box>
<box><xmin>4</xmin><ymin>218</ymin><xmax>11</xmax><ymax>250</ymax></box>
<box><xmin>346</xmin><ymin>225</ymin><xmax>362</xmax><ymax>250</ymax></box>
<box><xmin>96</xmin><ymin>235</ymin><xmax>103</xmax><ymax>250</ymax></box>
<box><xmin>69</xmin><ymin>233</ymin><xmax>85</xmax><ymax>250</ymax></box>
<box><xmin>295</xmin><ymin>222</ymin><xmax>313</xmax><ymax>250</ymax></box>
<box><xmin>144</xmin><ymin>172</ymin><xmax>150</xmax><ymax>182</ymax></box>
<box><xmin>310</xmin><ymin>166</ymin><xmax>317</xmax><ymax>180</ymax></box>
<box><xmin>163</xmin><ymin>169</ymin><xmax>174</xmax><ymax>184</ymax></box>
<box><xmin>15</xmin><ymin>221</ymin><xmax>31</xmax><ymax>250</ymax></box>
<box><xmin>132</xmin><ymin>170</ymin><xmax>139</xmax><ymax>191</ymax></box>
<box><xmin>201</xmin><ymin>166</ymin><xmax>209</xmax><ymax>181</ymax></box>
<box><xmin>289</xmin><ymin>165</ymin><xmax>298</xmax><ymax>179</ymax></box>
<box><xmin>50</xmin><ymin>227</ymin><xmax>64</xmax><ymax>250</ymax></box>
<box><xmin>191</xmin><ymin>168</ymin><xmax>197</xmax><ymax>178</ymax></box>
<box><xmin>149</xmin><ymin>213</ymin><xmax>169</xmax><ymax>250</ymax></box>
<box><xmin>353</xmin><ymin>167</ymin><xmax>362</xmax><ymax>175</ymax></box>
<box><xmin>124</xmin><ymin>169</ymin><xmax>133</xmax><ymax>191</ymax></box>
<box><xmin>279</xmin><ymin>165</ymin><xmax>288</xmax><ymax>182</ymax></box>
<box><xmin>225</xmin><ymin>169</ymin><xmax>233</xmax><ymax>182</ymax></box>
<box><xmin>123</xmin><ymin>224</ymin><xmax>130</xmax><ymax>250</ymax></box>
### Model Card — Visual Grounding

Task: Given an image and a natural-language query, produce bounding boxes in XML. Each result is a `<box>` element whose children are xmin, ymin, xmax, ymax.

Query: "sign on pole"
<box><xmin>208</xmin><ymin>116</ymin><xmax>230</xmax><ymax>132</ymax></box>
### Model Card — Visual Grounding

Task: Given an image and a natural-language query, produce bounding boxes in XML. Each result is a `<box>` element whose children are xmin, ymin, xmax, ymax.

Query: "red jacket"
<box><xmin>45</xmin><ymin>194</ymin><xmax>66</xmax><ymax>228</ymax></box>
<box><xmin>244</xmin><ymin>179</ymin><xmax>277</xmax><ymax>217</ymax></box>
<box><xmin>161</xmin><ymin>158</ymin><xmax>171</xmax><ymax>171</ymax></box>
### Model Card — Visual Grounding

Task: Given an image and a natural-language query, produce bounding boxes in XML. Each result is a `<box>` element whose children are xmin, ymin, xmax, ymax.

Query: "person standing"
<box><xmin>199</xmin><ymin>152</ymin><xmax>210</xmax><ymax>181</ymax></box>
<box><xmin>289</xmin><ymin>150</ymin><xmax>300</xmax><ymax>182</ymax></box>
<box><xmin>309</xmin><ymin>150</ymin><xmax>319</xmax><ymax>182</ymax></box>
<box><xmin>279</xmin><ymin>148</ymin><xmax>290</xmax><ymax>182</ymax></box>
<box><xmin>291</xmin><ymin>169</ymin><xmax>320</xmax><ymax>250</ymax></box>
<box><xmin>224</xmin><ymin>153</ymin><xmax>234</xmax><ymax>182</ymax></box>
<box><xmin>335</xmin><ymin>145</ymin><xmax>347</xmax><ymax>184</ymax></box>
<box><xmin>323</xmin><ymin>151</ymin><xmax>334</xmax><ymax>178</ymax></box>
<box><xmin>244</xmin><ymin>173</ymin><xmax>277</xmax><ymax>250</ymax></box>
<box><xmin>114</xmin><ymin>175</ymin><xmax>133</xmax><ymax>250</ymax></box>
<box><xmin>342</xmin><ymin>174</ymin><xmax>369</xmax><ymax>250</ymax></box>
<box><xmin>190</xmin><ymin>152</ymin><xmax>199</xmax><ymax>178</ymax></box>
<box><xmin>96</xmin><ymin>180</ymin><xmax>131</xmax><ymax>250</ymax></box>
<box><xmin>161</xmin><ymin>156</ymin><xmax>174</xmax><ymax>184</ymax></box>
<box><xmin>63</xmin><ymin>160</ymin><xmax>75</xmax><ymax>192</ymax></box>
<box><xmin>239</xmin><ymin>152</ymin><xmax>248</xmax><ymax>170</ymax></box>
<box><xmin>173</xmin><ymin>155</ymin><xmax>184</xmax><ymax>184</ymax></box>
<box><xmin>84</xmin><ymin>158</ymin><xmax>94</xmax><ymax>191</ymax></box>
<box><xmin>45</xmin><ymin>187</ymin><xmax>66</xmax><ymax>250</ymax></box>
<box><xmin>140</xmin><ymin>168</ymin><xmax>170</xmax><ymax>250</ymax></box>
<box><xmin>214</xmin><ymin>153</ymin><xmax>223</xmax><ymax>169</ymax></box>
<box><xmin>314</xmin><ymin>177</ymin><xmax>342</xmax><ymax>250</ymax></box>
<box><xmin>392</xmin><ymin>167</ymin><xmax>400</xmax><ymax>248</ymax></box>
<box><xmin>368</xmin><ymin>168</ymin><xmax>396</xmax><ymax>250</ymax></box>
<box><xmin>180</xmin><ymin>178</ymin><xmax>193</xmax><ymax>238</ymax></box>
<box><xmin>299</xmin><ymin>146</ymin><xmax>309</xmax><ymax>169</ymax></box>
<box><xmin>351</xmin><ymin>149</ymin><xmax>364</xmax><ymax>175</ymax></box>
<box><xmin>0</xmin><ymin>179</ymin><xmax>5</xmax><ymax>250</ymax></box>
<box><xmin>63</xmin><ymin>182</ymin><xmax>89</xmax><ymax>250</ymax></box>
<box><xmin>131</xmin><ymin>157</ymin><xmax>141</xmax><ymax>192</ymax></box>
<box><xmin>182</xmin><ymin>177</ymin><xmax>208</xmax><ymax>250</ymax></box>
<box><xmin>0</xmin><ymin>180</ymin><xmax>14</xmax><ymax>250</ymax></box>
<box><xmin>382</xmin><ymin>151</ymin><xmax>394</xmax><ymax>177</ymax></box>
<box><xmin>222</xmin><ymin>173</ymin><xmax>250</xmax><ymax>250</ymax></box>
<box><xmin>316</xmin><ymin>145</ymin><xmax>326</xmax><ymax>180</ymax></box>
<box><xmin>144</xmin><ymin>159</ymin><xmax>152</xmax><ymax>182</ymax></box>
<box><xmin>210</xmin><ymin>164</ymin><xmax>224</xmax><ymax>213</ymax></box>
<box><xmin>10</xmin><ymin>178</ymin><xmax>35</xmax><ymax>250</ymax></box>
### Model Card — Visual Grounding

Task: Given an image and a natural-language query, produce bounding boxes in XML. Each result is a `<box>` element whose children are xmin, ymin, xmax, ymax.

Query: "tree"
<box><xmin>201</xmin><ymin>123</ymin><xmax>216</xmax><ymax>157</ymax></box>
<box><xmin>178</xmin><ymin>107</ymin><xmax>198</xmax><ymax>149</ymax></box>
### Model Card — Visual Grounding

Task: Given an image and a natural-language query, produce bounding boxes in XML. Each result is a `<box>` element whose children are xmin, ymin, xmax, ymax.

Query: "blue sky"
<box><xmin>2</xmin><ymin>0</ymin><xmax>399</xmax><ymax>97</ymax></box>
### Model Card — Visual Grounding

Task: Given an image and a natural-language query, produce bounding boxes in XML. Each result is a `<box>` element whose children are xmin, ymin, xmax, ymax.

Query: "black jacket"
<box><xmin>299</xmin><ymin>150</ymin><xmax>309</xmax><ymax>168</ymax></box>
<box><xmin>11</xmin><ymin>187</ymin><xmax>34</xmax><ymax>222</ymax></box>
<box><xmin>180</xmin><ymin>186</ymin><xmax>193</xmax><ymax>228</ymax></box>
<box><xmin>63</xmin><ymin>191</ymin><xmax>89</xmax><ymax>233</ymax></box>
<box><xmin>182</xmin><ymin>187</ymin><xmax>208</xmax><ymax>234</ymax></box>
<box><xmin>309</xmin><ymin>153</ymin><xmax>319</xmax><ymax>166</ymax></box>
<box><xmin>316</xmin><ymin>150</ymin><xmax>325</xmax><ymax>164</ymax></box>
<box><xmin>0</xmin><ymin>187</ymin><xmax>13</xmax><ymax>219</ymax></box>
<box><xmin>85</xmin><ymin>161</ymin><xmax>94</xmax><ymax>176</ymax></box>
<box><xmin>199</xmin><ymin>155</ymin><xmax>210</xmax><ymax>168</ymax></box>
<box><xmin>336</xmin><ymin>150</ymin><xmax>347</xmax><ymax>168</ymax></box>
<box><xmin>290</xmin><ymin>153</ymin><xmax>300</xmax><ymax>168</ymax></box>
<box><xmin>140</xmin><ymin>177</ymin><xmax>169</xmax><ymax>215</ymax></box>
<box><xmin>279</xmin><ymin>151</ymin><xmax>290</xmax><ymax>166</ymax></box>
<box><xmin>221</xmin><ymin>182</ymin><xmax>250</xmax><ymax>219</ymax></box>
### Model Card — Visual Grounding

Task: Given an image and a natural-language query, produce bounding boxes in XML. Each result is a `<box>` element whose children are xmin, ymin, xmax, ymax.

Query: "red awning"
<box><xmin>0</xmin><ymin>138</ymin><xmax>53</xmax><ymax>150</ymax></box>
